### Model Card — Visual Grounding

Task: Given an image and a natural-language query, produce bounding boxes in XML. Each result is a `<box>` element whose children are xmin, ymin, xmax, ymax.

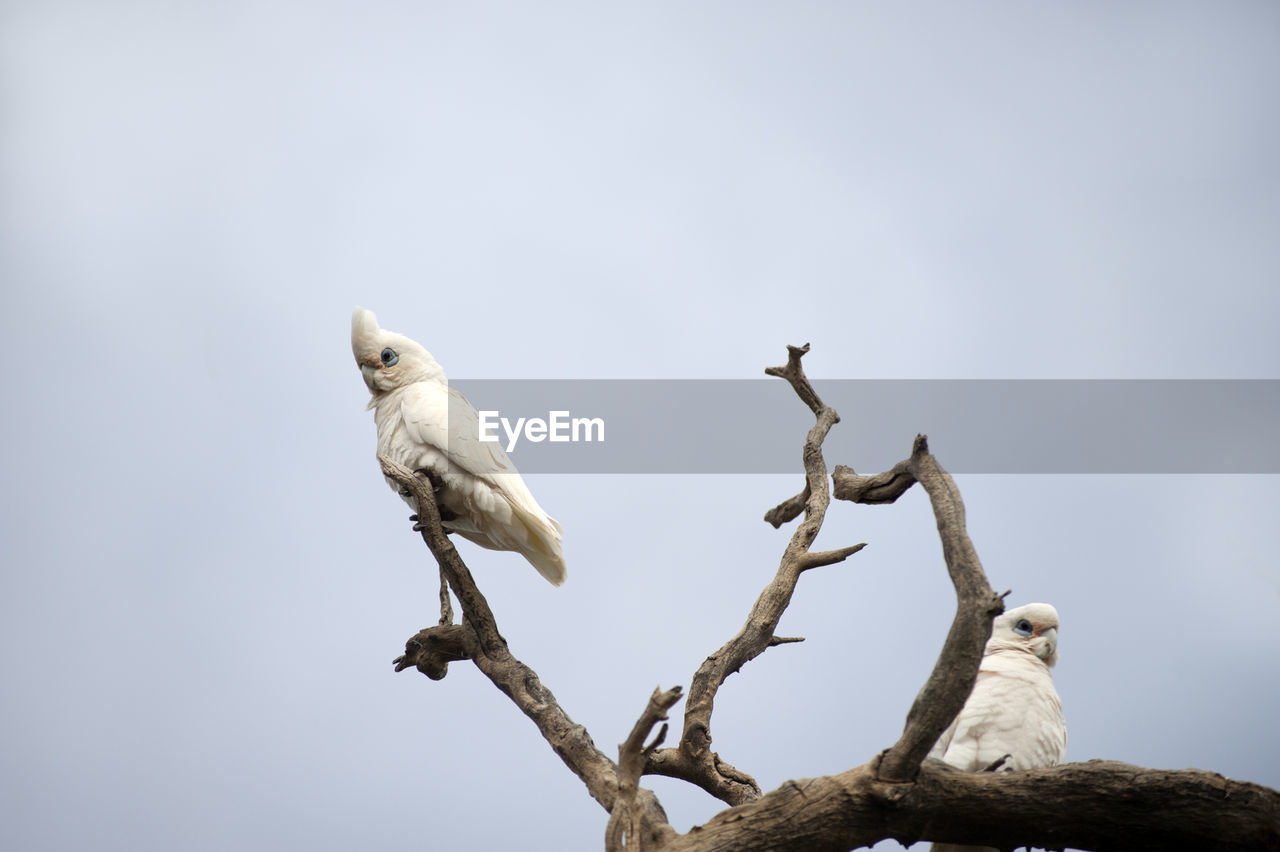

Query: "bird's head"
<box><xmin>989</xmin><ymin>602</ymin><xmax>1060</xmax><ymax>667</ymax></box>
<box><xmin>351</xmin><ymin>306</ymin><xmax>447</xmax><ymax>396</ymax></box>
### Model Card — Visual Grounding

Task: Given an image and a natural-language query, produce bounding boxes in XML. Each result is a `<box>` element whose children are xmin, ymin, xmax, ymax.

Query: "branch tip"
<box><xmin>798</xmin><ymin>543</ymin><xmax>867</xmax><ymax>571</ymax></box>
<box><xmin>644</xmin><ymin>723</ymin><xmax>669</xmax><ymax>755</ymax></box>
<box><xmin>763</xmin><ymin>483</ymin><xmax>809</xmax><ymax>528</ymax></box>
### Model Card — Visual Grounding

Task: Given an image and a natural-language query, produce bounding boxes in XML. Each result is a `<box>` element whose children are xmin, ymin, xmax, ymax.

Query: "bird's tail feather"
<box><xmin>510</xmin><ymin>504</ymin><xmax>566</xmax><ymax>586</ymax></box>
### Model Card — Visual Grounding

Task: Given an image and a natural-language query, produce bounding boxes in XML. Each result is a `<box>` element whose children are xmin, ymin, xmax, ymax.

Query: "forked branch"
<box><xmin>373</xmin><ymin>348</ymin><xmax>1280</xmax><ymax>852</ymax></box>
<box><xmin>645</xmin><ymin>344</ymin><xmax>865</xmax><ymax>805</ymax></box>
<box><xmin>607</xmin><ymin>687</ymin><xmax>684</xmax><ymax>852</ymax></box>
<box><xmin>379</xmin><ymin>456</ymin><xmax>671</xmax><ymax>842</ymax></box>
<box><xmin>827</xmin><ymin>435</ymin><xmax>1007</xmax><ymax>784</ymax></box>
<box><xmin>876</xmin><ymin>436</ymin><xmax>1005</xmax><ymax>782</ymax></box>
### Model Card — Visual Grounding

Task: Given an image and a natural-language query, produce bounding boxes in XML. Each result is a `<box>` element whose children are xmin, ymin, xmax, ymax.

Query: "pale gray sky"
<box><xmin>2</xmin><ymin>3</ymin><xmax>1278</xmax><ymax>850</ymax></box>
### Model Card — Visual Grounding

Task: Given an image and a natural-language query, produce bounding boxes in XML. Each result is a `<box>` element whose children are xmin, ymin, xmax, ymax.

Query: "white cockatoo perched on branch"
<box><xmin>351</xmin><ymin>307</ymin><xmax>566</xmax><ymax>586</ymax></box>
<box><xmin>930</xmin><ymin>602</ymin><xmax>1066</xmax><ymax>852</ymax></box>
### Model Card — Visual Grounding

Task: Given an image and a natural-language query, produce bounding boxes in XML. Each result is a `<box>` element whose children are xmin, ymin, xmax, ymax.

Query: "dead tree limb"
<box><xmin>372</xmin><ymin>346</ymin><xmax>1280</xmax><ymax>852</ymax></box>
<box><xmin>392</xmin><ymin>623</ymin><xmax>471</xmax><ymax>680</ymax></box>
<box><xmin>607</xmin><ymin>687</ymin><xmax>684</xmax><ymax>852</ymax></box>
<box><xmin>831</xmin><ymin>459</ymin><xmax>917</xmax><ymax>504</ymax></box>
<box><xmin>379</xmin><ymin>455</ymin><xmax>673</xmax><ymax>846</ymax></box>
<box><xmin>763</xmin><ymin>481</ymin><xmax>808</xmax><ymax>528</ymax></box>
<box><xmin>644</xmin><ymin>344</ymin><xmax>865</xmax><ymax>805</ymax></box>
<box><xmin>656</xmin><ymin>758</ymin><xmax>1280</xmax><ymax>852</ymax></box>
<box><xmin>436</xmin><ymin>565</ymin><xmax>454</xmax><ymax>626</ymax></box>
<box><xmin>876</xmin><ymin>435</ymin><xmax>1006</xmax><ymax>783</ymax></box>
<box><xmin>826</xmin><ymin>436</ymin><xmax>1006</xmax><ymax>784</ymax></box>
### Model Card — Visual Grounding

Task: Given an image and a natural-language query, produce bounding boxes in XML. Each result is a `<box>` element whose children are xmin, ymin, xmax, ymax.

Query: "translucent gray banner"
<box><xmin>446</xmin><ymin>380</ymin><xmax>1280</xmax><ymax>474</ymax></box>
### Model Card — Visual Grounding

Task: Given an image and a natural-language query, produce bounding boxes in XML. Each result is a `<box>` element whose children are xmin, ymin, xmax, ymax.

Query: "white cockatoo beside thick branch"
<box><xmin>929</xmin><ymin>602</ymin><xmax>1066</xmax><ymax>852</ymax></box>
<box><xmin>351</xmin><ymin>307</ymin><xmax>566</xmax><ymax>586</ymax></box>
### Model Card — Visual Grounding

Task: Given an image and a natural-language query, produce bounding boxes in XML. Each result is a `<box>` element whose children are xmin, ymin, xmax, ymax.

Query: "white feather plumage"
<box><xmin>351</xmin><ymin>307</ymin><xmax>566</xmax><ymax>586</ymax></box>
<box><xmin>929</xmin><ymin>602</ymin><xmax>1066</xmax><ymax>852</ymax></box>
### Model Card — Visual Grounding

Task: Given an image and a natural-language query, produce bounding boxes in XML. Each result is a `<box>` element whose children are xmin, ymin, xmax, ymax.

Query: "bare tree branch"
<box><xmin>763</xmin><ymin>481</ymin><xmax>808</xmax><ymax>528</ymax></box>
<box><xmin>645</xmin><ymin>344</ymin><xmax>865</xmax><ymax>806</ymax></box>
<box><xmin>436</xmin><ymin>564</ymin><xmax>454</xmax><ymax>626</ymax></box>
<box><xmin>607</xmin><ymin>687</ymin><xmax>684</xmax><ymax>852</ymax></box>
<box><xmin>831</xmin><ymin>460</ymin><xmax>917</xmax><ymax>505</ymax></box>
<box><xmin>393</xmin><ymin>623</ymin><xmax>471</xmax><ymax>679</ymax></box>
<box><xmin>370</xmin><ymin>345</ymin><xmax>1280</xmax><ymax>852</ymax></box>
<box><xmin>657</xmin><ymin>758</ymin><xmax>1280</xmax><ymax>852</ymax></box>
<box><xmin>878</xmin><ymin>435</ymin><xmax>1005</xmax><ymax>783</ymax></box>
<box><xmin>764</xmin><ymin>343</ymin><xmax>825</xmax><ymax>414</ymax></box>
<box><xmin>797</xmin><ymin>543</ymin><xmax>867</xmax><ymax>571</ymax></box>
<box><xmin>379</xmin><ymin>455</ymin><xmax>673</xmax><ymax>844</ymax></box>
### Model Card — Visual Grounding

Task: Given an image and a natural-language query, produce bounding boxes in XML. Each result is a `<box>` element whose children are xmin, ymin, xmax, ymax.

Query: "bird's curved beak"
<box><xmin>1039</xmin><ymin>626</ymin><xmax>1059</xmax><ymax>666</ymax></box>
<box><xmin>360</xmin><ymin>362</ymin><xmax>378</xmax><ymax>390</ymax></box>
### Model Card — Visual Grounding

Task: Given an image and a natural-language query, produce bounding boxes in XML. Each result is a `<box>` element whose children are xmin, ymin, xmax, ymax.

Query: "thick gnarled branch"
<box><xmin>658</xmin><ymin>758</ymin><xmax>1280</xmax><ymax>852</ymax></box>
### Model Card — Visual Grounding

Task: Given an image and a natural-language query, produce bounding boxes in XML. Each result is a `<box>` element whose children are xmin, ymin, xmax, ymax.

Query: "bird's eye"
<box><xmin>1014</xmin><ymin>619</ymin><xmax>1033</xmax><ymax>637</ymax></box>
<box><xmin>380</xmin><ymin>348</ymin><xmax>399</xmax><ymax>367</ymax></box>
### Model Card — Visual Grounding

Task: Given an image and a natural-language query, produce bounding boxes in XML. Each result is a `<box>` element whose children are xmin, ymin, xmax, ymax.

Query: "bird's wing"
<box><xmin>935</xmin><ymin>670</ymin><xmax>1006</xmax><ymax>772</ymax></box>
<box><xmin>378</xmin><ymin>380</ymin><xmax>449</xmax><ymax>471</ymax></box>
<box><xmin>391</xmin><ymin>381</ymin><xmax>513</xmax><ymax>472</ymax></box>
<box><xmin>938</xmin><ymin>655</ymin><xmax>1065</xmax><ymax>773</ymax></box>
<box><xmin>930</xmin><ymin>712</ymin><xmax>961</xmax><ymax>762</ymax></box>
<box><xmin>397</xmin><ymin>383</ymin><xmax>565</xmax><ymax>585</ymax></box>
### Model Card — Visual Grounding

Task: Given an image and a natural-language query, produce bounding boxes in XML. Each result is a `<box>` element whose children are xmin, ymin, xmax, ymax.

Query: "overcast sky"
<box><xmin>2</xmin><ymin>3</ymin><xmax>1278</xmax><ymax>850</ymax></box>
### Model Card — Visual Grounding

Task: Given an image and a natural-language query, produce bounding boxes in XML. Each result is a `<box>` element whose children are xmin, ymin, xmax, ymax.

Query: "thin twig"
<box><xmin>436</xmin><ymin>564</ymin><xmax>454</xmax><ymax>626</ymax></box>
